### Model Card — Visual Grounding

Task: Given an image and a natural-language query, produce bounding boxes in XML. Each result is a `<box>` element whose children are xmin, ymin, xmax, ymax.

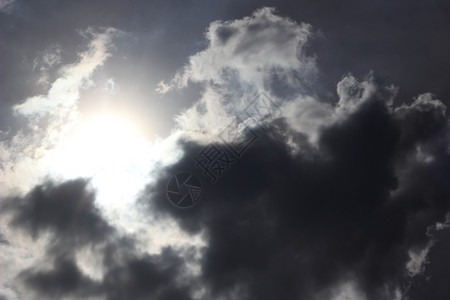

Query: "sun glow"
<box><xmin>69</xmin><ymin>114</ymin><xmax>146</xmax><ymax>172</ymax></box>
<box><xmin>44</xmin><ymin>112</ymin><xmax>154</xmax><ymax>215</ymax></box>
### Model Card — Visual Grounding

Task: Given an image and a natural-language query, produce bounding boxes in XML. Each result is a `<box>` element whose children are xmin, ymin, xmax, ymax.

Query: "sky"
<box><xmin>1</xmin><ymin>1</ymin><xmax>450</xmax><ymax>299</ymax></box>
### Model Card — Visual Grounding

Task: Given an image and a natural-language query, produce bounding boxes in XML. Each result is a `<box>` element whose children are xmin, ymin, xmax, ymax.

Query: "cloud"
<box><xmin>141</xmin><ymin>9</ymin><xmax>450</xmax><ymax>300</ymax></box>
<box><xmin>104</xmin><ymin>78</ymin><xmax>119</xmax><ymax>95</ymax></box>
<box><xmin>2</xmin><ymin>178</ymin><xmax>197</xmax><ymax>300</ymax></box>
<box><xmin>32</xmin><ymin>44</ymin><xmax>62</xmax><ymax>86</ymax></box>
<box><xmin>406</xmin><ymin>241</ymin><xmax>434</xmax><ymax>277</ymax></box>
<box><xmin>160</xmin><ymin>7</ymin><xmax>318</xmax><ymax>142</ymax></box>
<box><xmin>4</xmin><ymin>179</ymin><xmax>112</xmax><ymax>247</ymax></box>
<box><xmin>176</xmin><ymin>7</ymin><xmax>316</xmax><ymax>91</ymax></box>
<box><xmin>0</xmin><ymin>26</ymin><xmax>200</xmax><ymax>299</ymax></box>
<box><xmin>13</xmin><ymin>28</ymin><xmax>115</xmax><ymax>118</ymax></box>
<box><xmin>0</xmin><ymin>0</ymin><xmax>14</xmax><ymax>13</ymax></box>
<box><xmin>0</xmin><ymin>29</ymin><xmax>122</xmax><ymax>298</ymax></box>
<box><xmin>21</xmin><ymin>256</ymin><xmax>101</xmax><ymax>299</ymax></box>
<box><xmin>144</xmin><ymin>80</ymin><xmax>450</xmax><ymax>299</ymax></box>
<box><xmin>2</xmin><ymin>6</ymin><xmax>450</xmax><ymax>300</ymax></box>
<box><xmin>162</xmin><ymin>9</ymin><xmax>399</xmax><ymax>148</ymax></box>
<box><xmin>0</xmin><ymin>28</ymin><xmax>116</xmax><ymax>194</ymax></box>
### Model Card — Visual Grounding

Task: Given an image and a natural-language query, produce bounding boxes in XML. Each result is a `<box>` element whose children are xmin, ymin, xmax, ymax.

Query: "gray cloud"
<box><xmin>145</xmin><ymin>57</ymin><xmax>450</xmax><ymax>300</ymax></box>
<box><xmin>0</xmin><ymin>0</ymin><xmax>14</xmax><ymax>13</ymax></box>
<box><xmin>3</xmin><ymin>178</ymin><xmax>196</xmax><ymax>300</ymax></box>
<box><xmin>4</xmin><ymin>179</ymin><xmax>112</xmax><ymax>247</ymax></box>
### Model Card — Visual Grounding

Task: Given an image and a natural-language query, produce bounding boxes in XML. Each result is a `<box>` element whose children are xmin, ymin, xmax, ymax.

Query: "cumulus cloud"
<box><xmin>159</xmin><ymin>7</ymin><xmax>318</xmax><ymax>142</ymax></box>
<box><xmin>143</xmin><ymin>7</ymin><xmax>450</xmax><ymax>300</ymax></box>
<box><xmin>145</xmin><ymin>79</ymin><xmax>450</xmax><ymax>299</ymax></box>
<box><xmin>162</xmin><ymin>9</ymin><xmax>400</xmax><ymax>148</ymax></box>
<box><xmin>176</xmin><ymin>7</ymin><xmax>316</xmax><ymax>90</ymax></box>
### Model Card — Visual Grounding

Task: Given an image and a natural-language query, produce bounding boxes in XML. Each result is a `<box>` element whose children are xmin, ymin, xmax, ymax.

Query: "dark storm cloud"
<box><xmin>3</xmin><ymin>179</ymin><xmax>195</xmax><ymax>300</ymax></box>
<box><xmin>21</xmin><ymin>256</ymin><xmax>100</xmax><ymax>298</ymax></box>
<box><xmin>144</xmin><ymin>89</ymin><xmax>450</xmax><ymax>299</ymax></box>
<box><xmin>4</xmin><ymin>179</ymin><xmax>113</xmax><ymax>247</ymax></box>
<box><xmin>101</xmin><ymin>246</ymin><xmax>194</xmax><ymax>300</ymax></box>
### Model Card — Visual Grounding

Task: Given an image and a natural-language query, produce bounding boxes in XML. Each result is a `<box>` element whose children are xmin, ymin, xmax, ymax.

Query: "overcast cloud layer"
<box><xmin>1</xmin><ymin>2</ymin><xmax>450</xmax><ymax>300</ymax></box>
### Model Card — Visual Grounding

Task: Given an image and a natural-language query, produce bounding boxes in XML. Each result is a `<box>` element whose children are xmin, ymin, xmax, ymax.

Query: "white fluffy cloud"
<box><xmin>0</xmin><ymin>28</ymin><xmax>116</xmax><ymax>195</ymax></box>
<box><xmin>158</xmin><ymin>8</ymin><xmax>318</xmax><ymax>142</ymax></box>
<box><xmin>174</xmin><ymin>7</ymin><xmax>316</xmax><ymax>90</ymax></box>
<box><xmin>161</xmin><ymin>9</ymin><xmax>404</xmax><ymax>147</ymax></box>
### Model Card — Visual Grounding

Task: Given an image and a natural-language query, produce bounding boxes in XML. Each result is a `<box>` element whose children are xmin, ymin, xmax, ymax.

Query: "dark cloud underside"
<box><xmin>145</xmin><ymin>91</ymin><xmax>450</xmax><ymax>299</ymax></box>
<box><xmin>4</xmin><ymin>179</ymin><xmax>195</xmax><ymax>300</ymax></box>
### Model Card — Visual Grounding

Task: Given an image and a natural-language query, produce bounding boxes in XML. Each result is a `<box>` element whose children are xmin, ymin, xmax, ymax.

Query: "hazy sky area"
<box><xmin>1</xmin><ymin>1</ymin><xmax>450</xmax><ymax>300</ymax></box>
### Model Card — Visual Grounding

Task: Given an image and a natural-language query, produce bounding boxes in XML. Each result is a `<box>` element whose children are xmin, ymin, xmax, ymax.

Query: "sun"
<box><xmin>71</xmin><ymin>113</ymin><xmax>145</xmax><ymax>170</ymax></box>
<box><xmin>44</xmin><ymin>112</ymin><xmax>154</xmax><ymax>214</ymax></box>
